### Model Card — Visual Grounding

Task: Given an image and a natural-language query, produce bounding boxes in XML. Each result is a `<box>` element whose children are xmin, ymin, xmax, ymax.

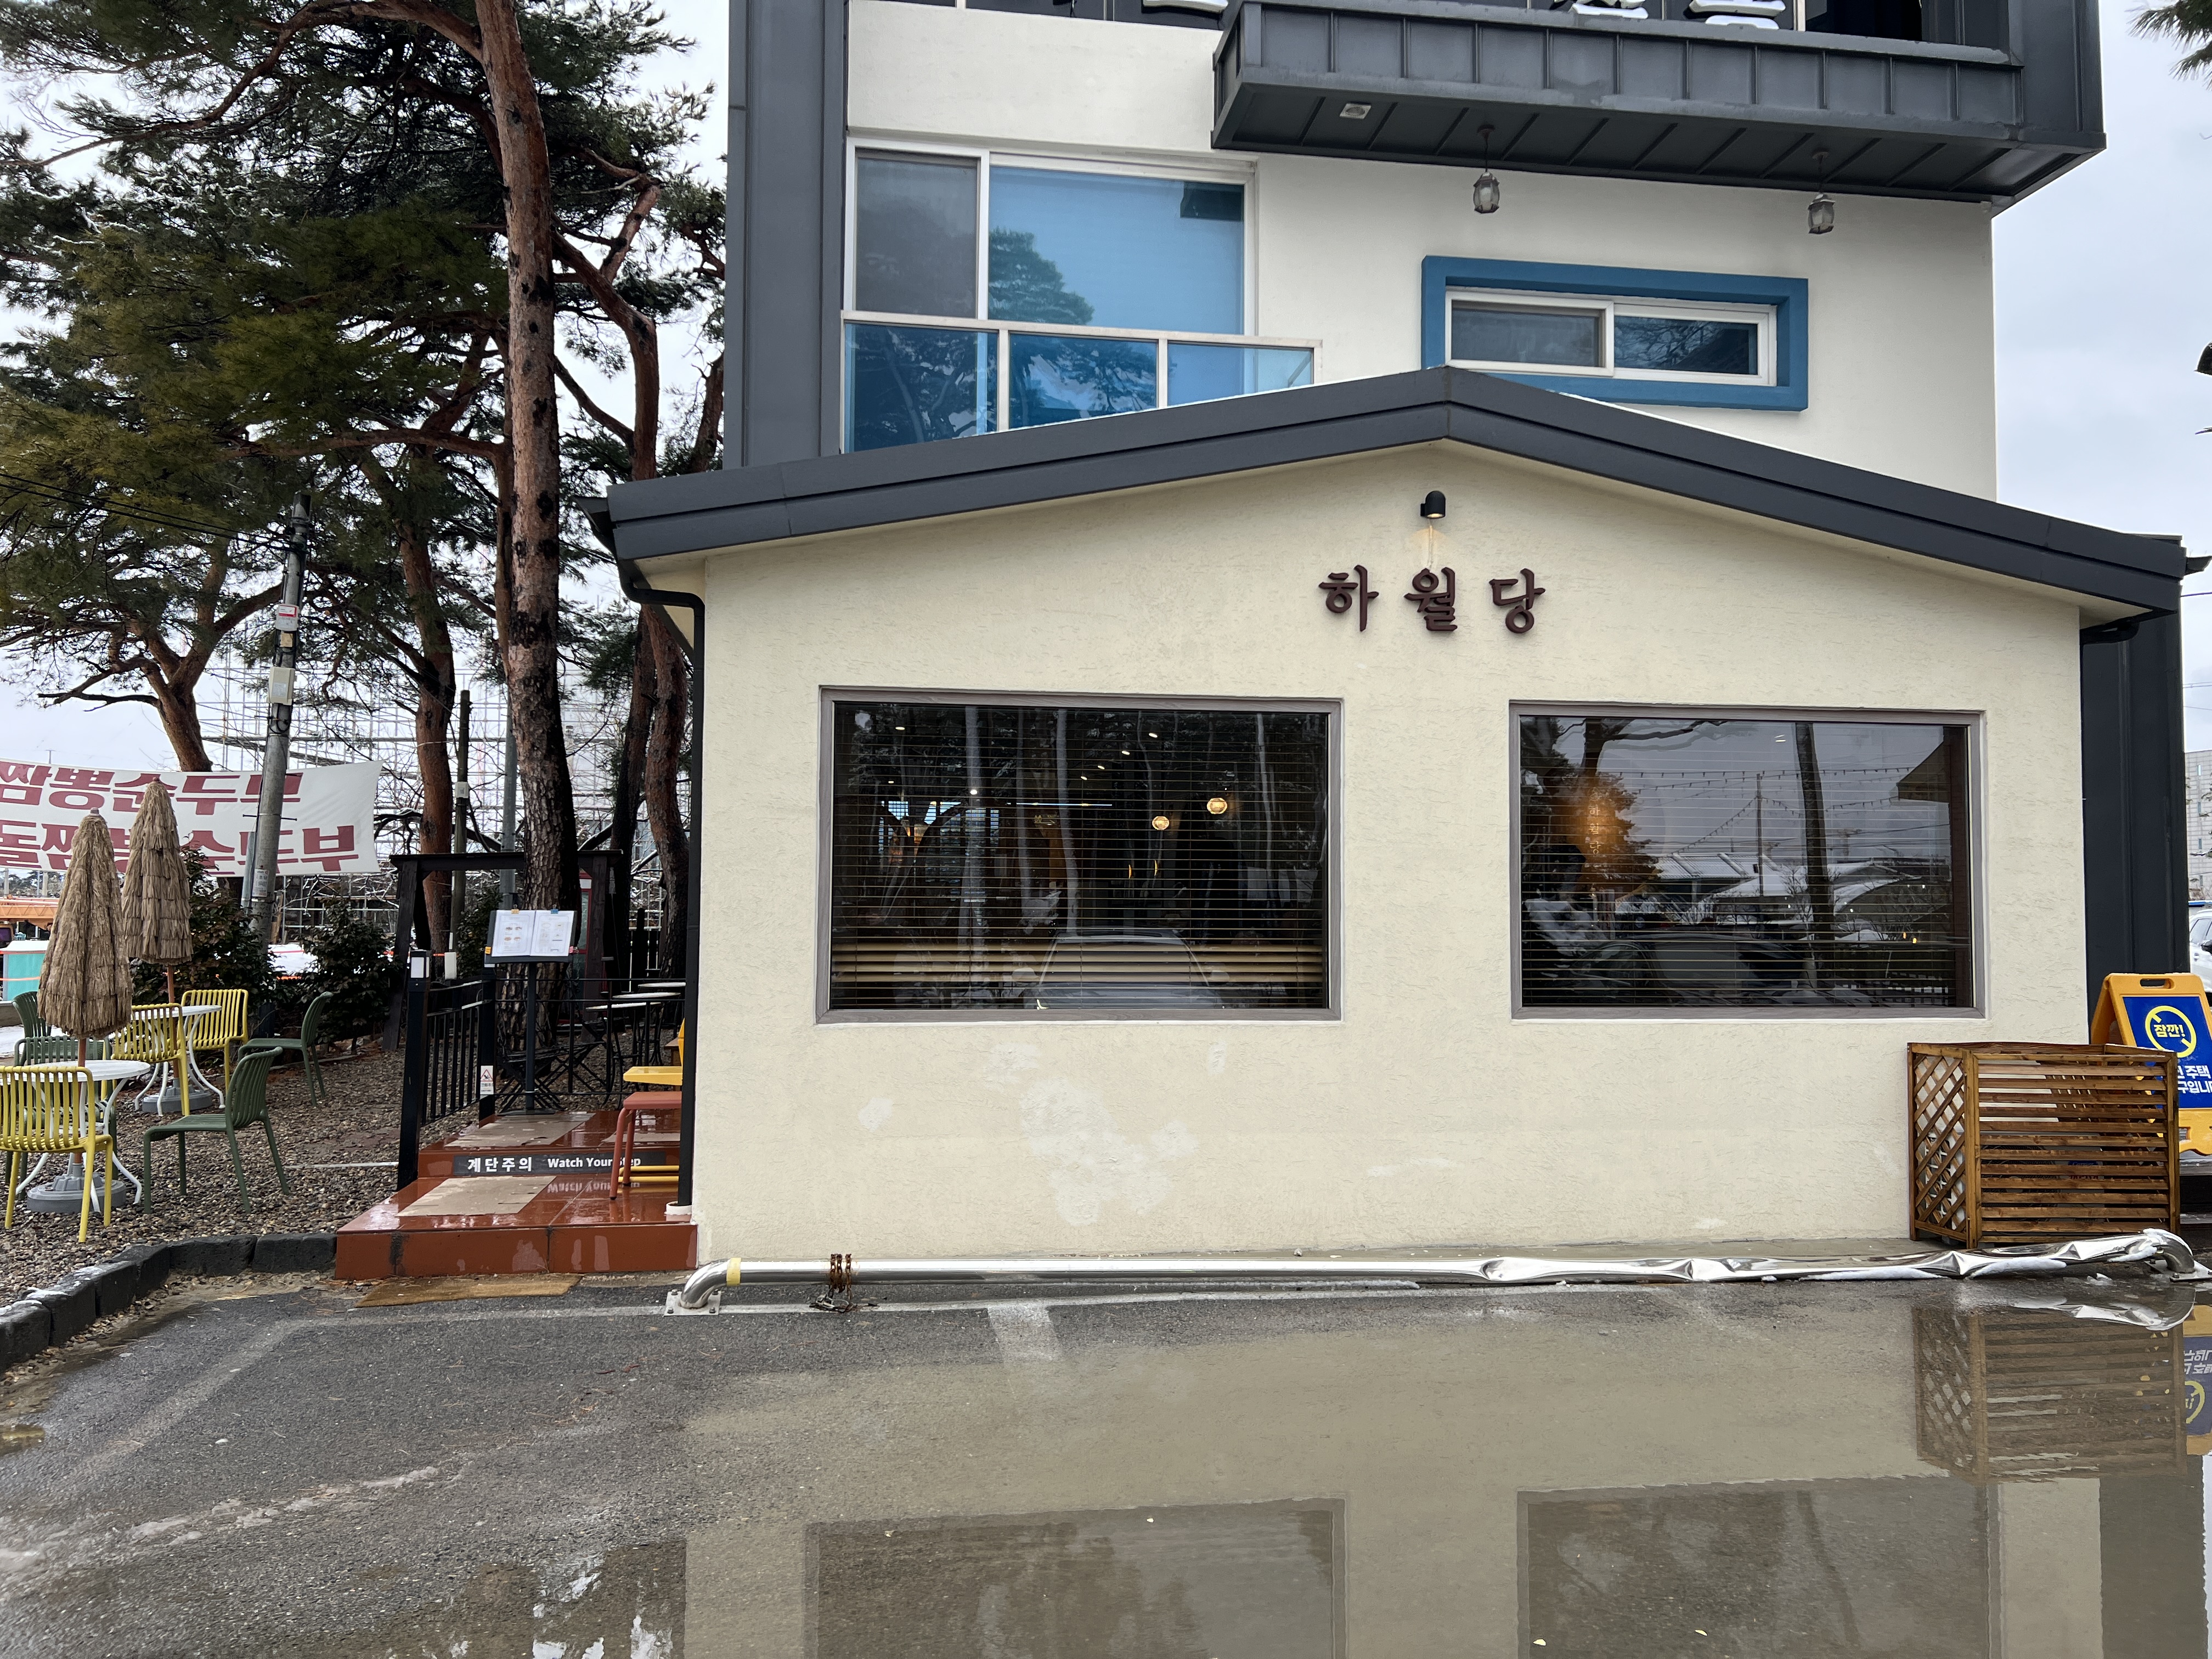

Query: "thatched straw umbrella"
<box><xmin>121</xmin><ymin>782</ymin><xmax>191</xmax><ymax>1003</ymax></box>
<box><xmin>41</xmin><ymin>812</ymin><xmax>134</xmax><ymax>1065</ymax></box>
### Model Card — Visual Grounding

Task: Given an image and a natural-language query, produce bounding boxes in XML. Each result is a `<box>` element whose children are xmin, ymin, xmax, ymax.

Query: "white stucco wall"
<box><xmin>848</xmin><ymin>0</ymin><xmax>2000</xmax><ymax>495</ymax></box>
<box><xmin>674</xmin><ymin>439</ymin><xmax>2089</xmax><ymax>1261</ymax></box>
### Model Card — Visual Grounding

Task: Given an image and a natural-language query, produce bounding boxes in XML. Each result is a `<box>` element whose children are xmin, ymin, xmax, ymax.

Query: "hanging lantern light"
<box><xmin>1472</xmin><ymin>123</ymin><xmax>1502</xmax><ymax>216</ymax></box>
<box><xmin>1807</xmin><ymin>149</ymin><xmax>1835</xmax><ymax>235</ymax></box>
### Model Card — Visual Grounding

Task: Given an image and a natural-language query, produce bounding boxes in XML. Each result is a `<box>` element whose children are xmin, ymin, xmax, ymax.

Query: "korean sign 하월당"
<box><xmin>0</xmin><ymin>759</ymin><xmax>379</xmax><ymax>876</ymax></box>
<box><xmin>1318</xmin><ymin>566</ymin><xmax>1545</xmax><ymax>634</ymax></box>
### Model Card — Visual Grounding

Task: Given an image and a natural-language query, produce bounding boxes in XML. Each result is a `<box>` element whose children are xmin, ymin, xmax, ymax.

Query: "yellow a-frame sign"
<box><xmin>2092</xmin><ymin>973</ymin><xmax>2212</xmax><ymax>1156</ymax></box>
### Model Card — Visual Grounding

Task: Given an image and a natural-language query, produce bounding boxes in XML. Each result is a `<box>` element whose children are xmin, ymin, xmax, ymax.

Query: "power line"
<box><xmin>0</xmin><ymin>469</ymin><xmax>288</xmax><ymax>554</ymax></box>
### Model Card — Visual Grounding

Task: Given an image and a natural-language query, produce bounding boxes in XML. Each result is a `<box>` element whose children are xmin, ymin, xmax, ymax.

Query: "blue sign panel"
<box><xmin>2121</xmin><ymin>994</ymin><xmax>2212</xmax><ymax>1101</ymax></box>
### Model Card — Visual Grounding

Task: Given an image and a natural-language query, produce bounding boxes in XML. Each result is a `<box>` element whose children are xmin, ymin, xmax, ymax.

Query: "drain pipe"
<box><xmin>671</xmin><ymin>1229</ymin><xmax>2199</xmax><ymax>1311</ymax></box>
<box><xmin>594</xmin><ymin>498</ymin><xmax>706</xmax><ymax>1210</ymax></box>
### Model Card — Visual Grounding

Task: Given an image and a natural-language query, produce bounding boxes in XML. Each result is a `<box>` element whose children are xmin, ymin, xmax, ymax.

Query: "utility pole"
<box><xmin>249</xmin><ymin>496</ymin><xmax>308</xmax><ymax>943</ymax></box>
<box><xmin>453</xmin><ymin>687</ymin><xmax>472</xmax><ymax>965</ymax></box>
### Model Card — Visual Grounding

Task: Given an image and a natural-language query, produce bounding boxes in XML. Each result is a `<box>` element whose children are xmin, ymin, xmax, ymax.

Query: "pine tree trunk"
<box><xmin>478</xmin><ymin>0</ymin><xmax>578</xmax><ymax>912</ymax></box>
<box><xmin>398</xmin><ymin>512</ymin><xmax>458</xmax><ymax>947</ymax></box>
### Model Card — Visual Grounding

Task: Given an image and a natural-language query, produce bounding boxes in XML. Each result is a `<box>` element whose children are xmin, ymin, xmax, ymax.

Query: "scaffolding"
<box><xmin>200</xmin><ymin>646</ymin><xmax>652</xmax><ymax>941</ymax></box>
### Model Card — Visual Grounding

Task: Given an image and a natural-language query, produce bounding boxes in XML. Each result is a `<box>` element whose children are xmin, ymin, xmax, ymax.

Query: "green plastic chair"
<box><xmin>141</xmin><ymin>1048</ymin><xmax>289</xmax><ymax>1216</ymax></box>
<box><xmin>238</xmin><ymin>991</ymin><xmax>332</xmax><ymax>1111</ymax></box>
<box><xmin>12</xmin><ymin>990</ymin><xmax>43</xmax><ymax>1054</ymax></box>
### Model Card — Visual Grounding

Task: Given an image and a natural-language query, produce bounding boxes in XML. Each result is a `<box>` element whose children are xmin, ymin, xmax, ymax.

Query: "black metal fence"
<box><xmin>396</xmin><ymin>963</ymin><xmax>687</xmax><ymax>1190</ymax></box>
<box><xmin>396</xmin><ymin>969</ymin><xmax>500</xmax><ymax>1187</ymax></box>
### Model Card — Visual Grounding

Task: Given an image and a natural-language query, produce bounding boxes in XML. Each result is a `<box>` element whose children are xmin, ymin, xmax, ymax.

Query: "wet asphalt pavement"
<box><xmin>0</xmin><ymin>1269</ymin><xmax>2207</xmax><ymax>1656</ymax></box>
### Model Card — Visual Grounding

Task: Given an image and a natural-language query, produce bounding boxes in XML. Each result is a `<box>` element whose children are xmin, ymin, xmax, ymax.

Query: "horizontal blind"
<box><xmin>829</xmin><ymin>702</ymin><xmax>1329</xmax><ymax>1011</ymax></box>
<box><xmin>1519</xmin><ymin>715</ymin><xmax>1971</xmax><ymax>1010</ymax></box>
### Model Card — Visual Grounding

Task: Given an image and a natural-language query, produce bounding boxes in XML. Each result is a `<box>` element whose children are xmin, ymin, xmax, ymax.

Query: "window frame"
<box><xmin>844</xmin><ymin>140</ymin><xmax>1319</xmax><ymax>444</ymax></box>
<box><xmin>816</xmin><ymin>687</ymin><xmax>1345</xmax><ymax>1025</ymax></box>
<box><xmin>1508</xmin><ymin>702</ymin><xmax>1985</xmax><ymax>1020</ymax></box>
<box><xmin>1446</xmin><ymin>288</ymin><xmax>1778</xmax><ymax>388</ymax></box>
<box><xmin>1423</xmin><ymin>257</ymin><xmax>1810</xmax><ymax>412</ymax></box>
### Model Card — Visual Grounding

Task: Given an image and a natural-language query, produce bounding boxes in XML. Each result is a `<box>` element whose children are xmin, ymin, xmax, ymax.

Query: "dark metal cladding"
<box><xmin>1214</xmin><ymin>0</ymin><xmax>2105</xmax><ymax>204</ymax></box>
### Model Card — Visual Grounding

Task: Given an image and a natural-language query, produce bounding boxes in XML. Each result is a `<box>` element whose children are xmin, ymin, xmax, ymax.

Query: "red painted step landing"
<box><xmin>337</xmin><ymin>1110</ymin><xmax>695</xmax><ymax>1280</ymax></box>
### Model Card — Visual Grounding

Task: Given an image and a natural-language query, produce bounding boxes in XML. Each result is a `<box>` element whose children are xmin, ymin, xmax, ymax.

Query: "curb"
<box><xmin>0</xmin><ymin>1233</ymin><xmax>337</xmax><ymax>1370</ymax></box>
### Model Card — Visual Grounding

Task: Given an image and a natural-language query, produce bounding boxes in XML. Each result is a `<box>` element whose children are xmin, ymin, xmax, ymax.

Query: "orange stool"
<box><xmin>609</xmin><ymin>1089</ymin><xmax>683</xmax><ymax>1197</ymax></box>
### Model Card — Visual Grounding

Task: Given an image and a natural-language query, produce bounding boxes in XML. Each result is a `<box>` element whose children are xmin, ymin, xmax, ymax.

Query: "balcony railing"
<box><xmin>843</xmin><ymin>313</ymin><xmax>1318</xmax><ymax>452</ymax></box>
<box><xmin>1213</xmin><ymin>0</ymin><xmax>2103</xmax><ymax>203</ymax></box>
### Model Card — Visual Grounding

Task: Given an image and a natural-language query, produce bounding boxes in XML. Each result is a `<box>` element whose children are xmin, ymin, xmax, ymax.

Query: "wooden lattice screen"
<box><xmin>1908</xmin><ymin>1042</ymin><xmax>2177</xmax><ymax>1246</ymax></box>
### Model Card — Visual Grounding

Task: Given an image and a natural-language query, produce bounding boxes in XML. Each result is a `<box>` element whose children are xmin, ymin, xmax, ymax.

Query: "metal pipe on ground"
<box><xmin>670</xmin><ymin>1229</ymin><xmax>2200</xmax><ymax>1312</ymax></box>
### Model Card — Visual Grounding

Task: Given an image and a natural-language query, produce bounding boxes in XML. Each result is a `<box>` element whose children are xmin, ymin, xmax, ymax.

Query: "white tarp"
<box><xmin>0</xmin><ymin>759</ymin><xmax>379</xmax><ymax>876</ymax></box>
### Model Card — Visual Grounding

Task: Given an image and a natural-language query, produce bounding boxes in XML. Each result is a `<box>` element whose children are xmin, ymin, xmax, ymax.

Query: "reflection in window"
<box><xmin>854</xmin><ymin>152</ymin><xmax>978</xmax><ymax>319</ymax></box>
<box><xmin>1519</xmin><ymin>714</ymin><xmax>1971</xmax><ymax>1009</ymax></box>
<box><xmin>1451</xmin><ymin>302</ymin><xmax>1604</xmax><ymax>368</ymax></box>
<box><xmin>1614</xmin><ymin>313</ymin><xmax>1757</xmax><ymax>376</ymax></box>
<box><xmin>827</xmin><ymin>701</ymin><xmax>1330</xmax><ymax>1012</ymax></box>
<box><xmin>1008</xmin><ymin>334</ymin><xmax>1157</xmax><ymax>428</ymax></box>
<box><xmin>844</xmin><ymin>325</ymin><xmax>996</xmax><ymax>452</ymax></box>
<box><xmin>988</xmin><ymin>167</ymin><xmax>1244</xmax><ymax>334</ymax></box>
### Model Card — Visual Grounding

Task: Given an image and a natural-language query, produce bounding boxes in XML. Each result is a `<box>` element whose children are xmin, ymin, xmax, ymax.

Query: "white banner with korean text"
<box><xmin>0</xmin><ymin>760</ymin><xmax>379</xmax><ymax>876</ymax></box>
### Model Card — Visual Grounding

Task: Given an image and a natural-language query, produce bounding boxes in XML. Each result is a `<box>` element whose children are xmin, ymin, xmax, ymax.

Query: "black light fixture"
<box><xmin>1420</xmin><ymin>490</ymin><xmax>1447</xmax><ymax>521</ymax></box>
<box><xmin>1807</xmin><ymin>149</ymin><xmax>1835</xmax><ymax>235</ymax></box>
<box><xmin>1472</xmin><ymin>125</ymin><xmax>1502</xmax><ymax>216</ymax></box>
<box><xmin>2196</xmin><ymin>344</ymin><xmax>2212</xmax><ymax>376</ymax></box>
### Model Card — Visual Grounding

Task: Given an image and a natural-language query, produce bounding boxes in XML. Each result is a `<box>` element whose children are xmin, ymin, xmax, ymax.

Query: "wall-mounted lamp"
<box><xmin>1473</xmin><ymin>126</ymin><xmax>1502</xmax><ymax>215</ymax></box>
<box><xmin>1419</xmin><ymin>490</ymin><xmax>1447</xmax><ymax>521</ymax></box>
<box><xmin>1807</xmin><ymin>150</ymin><xmax>1834</xmax><ymax>235</ymax></box>
<box><xmin>1205</xmin><ymin>797</ymin><xmax>1229</xmax><ymax>817</ymax></box>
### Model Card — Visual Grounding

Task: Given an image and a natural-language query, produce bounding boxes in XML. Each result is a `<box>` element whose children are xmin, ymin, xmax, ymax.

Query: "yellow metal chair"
<box><xmin>1</xmin><ymin>1066</ymin><xmax>113</xmax><ymax>1242</ymax></box>
<box><xmin>115</xmin><ymin>1005</ymin><xmax>195</xmax><ymax>1116</ymax></box>
<box><xmin>622</xmin><ymin>1023</ymin><xmax>685</xmax><ymax>1090</ymax></box>
<box><xmin>187</xmin><ymin>988</ymin><xmax>250</xmax><ymax>1094</ymax></box>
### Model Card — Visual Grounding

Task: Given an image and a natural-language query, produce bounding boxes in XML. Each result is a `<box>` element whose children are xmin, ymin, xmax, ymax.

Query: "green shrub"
<box><xmin>300</xmin><ymin>910</ymin><xmax>404</xmax><ymax>1043</ymax></box>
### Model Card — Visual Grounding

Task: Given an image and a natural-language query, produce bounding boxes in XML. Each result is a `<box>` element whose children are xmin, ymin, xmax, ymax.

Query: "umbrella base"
<box><xmin>21</xmin><ymin>1158</ymin><xmax>91</xmax><ymax>1215</ymax></box>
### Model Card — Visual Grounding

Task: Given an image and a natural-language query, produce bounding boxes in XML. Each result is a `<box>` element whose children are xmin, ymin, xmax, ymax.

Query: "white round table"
<box><xmin>8</xmin><ymin>1059</ymin><xmax>156</xmax><ymax>1211</ymax></box>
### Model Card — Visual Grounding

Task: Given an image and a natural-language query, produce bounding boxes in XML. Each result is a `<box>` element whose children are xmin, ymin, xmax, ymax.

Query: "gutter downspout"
<box><xmin>593</xmin><ymin>499</ymin><xmax>707</xmax><ymax>1210</ymax></box>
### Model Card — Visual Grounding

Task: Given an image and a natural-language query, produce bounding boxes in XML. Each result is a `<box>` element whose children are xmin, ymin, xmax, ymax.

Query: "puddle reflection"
<box><xmin>29</xmin><ymin>1290</ymin><xmax>2212</xmax><ymax>1656</ymax></box>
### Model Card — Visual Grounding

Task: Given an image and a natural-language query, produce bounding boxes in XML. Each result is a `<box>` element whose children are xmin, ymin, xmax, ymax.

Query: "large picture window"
<box><xmin>845</xmin><ymin>149</ymin><xmax>1316</xmax><ymax>452</ymax></box>
<box><xmin>1517</xmin><ymin>712</ymin><xmax>1973</xmax><ymax>1012</ymax></box>
<box><xmin>825</xmin><ymin>698</ymin><xmax>1333</xmax><ymax>1017</ymax></box>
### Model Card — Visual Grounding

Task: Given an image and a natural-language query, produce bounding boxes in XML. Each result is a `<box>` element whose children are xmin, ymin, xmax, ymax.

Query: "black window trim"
<box><xmin>816</xmin><ymin>686</ymin><xmax>1345</xmax><ymax>1023</ymax></box>
<box><xmin>1509</xmin><ymin>701</ymin><xmax>1987</xmax><ymax>1021</ymax></box>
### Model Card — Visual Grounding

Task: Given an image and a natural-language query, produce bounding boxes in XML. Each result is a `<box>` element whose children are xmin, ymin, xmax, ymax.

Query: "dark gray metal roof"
<box><xmin>1213</xmin><ymin>0</ymin><xmax>2105</xmax><ymax>204</ymax></box>
<box><xmin>603</xmin><ymin>366</ymin><xmax>2182</xmax><ymax>612</ymax></box>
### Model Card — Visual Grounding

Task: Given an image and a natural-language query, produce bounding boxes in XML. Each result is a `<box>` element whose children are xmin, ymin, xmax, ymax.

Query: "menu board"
<box><xmin>489</xmin><ymin>909</ymin><xmax>575</xmax><ymax>961</ymax></box>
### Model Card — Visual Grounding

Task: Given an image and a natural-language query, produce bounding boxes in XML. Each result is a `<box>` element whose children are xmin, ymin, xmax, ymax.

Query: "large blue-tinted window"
<box><xmin>989</xmin><ymin>170</ymin><xmax>1243</xmax><ymax>335</ymax></box>
<box><xmin>845</xmin><ymin>325</ymin><xmax>996</xmax><ymax>452</ymax></box>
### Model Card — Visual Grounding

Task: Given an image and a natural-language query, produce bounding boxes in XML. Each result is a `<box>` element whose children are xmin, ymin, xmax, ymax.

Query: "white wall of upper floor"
<box><xmin>848</xmin><ymin>0</ymin><xmax>2000</xmax><ymax>496</ymax></box>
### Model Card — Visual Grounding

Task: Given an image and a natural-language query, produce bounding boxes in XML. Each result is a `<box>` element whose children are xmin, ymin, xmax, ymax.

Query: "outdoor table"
<box><xmin>5</xmin><ymin>1058</ymin><xmax>156</xmax><ymax>1210</ymax></box>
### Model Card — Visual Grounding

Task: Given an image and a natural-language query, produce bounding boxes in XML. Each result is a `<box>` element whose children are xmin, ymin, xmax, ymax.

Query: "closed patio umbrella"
<box><xmin>120</xmin><ymin>782</ymin><xmax>191</xmax><ymax>1003</ymax></box>
<box><xmin>41</xmin><ymin>811</ymin><xmax>134</xmax><ymax>1064</ymax></box>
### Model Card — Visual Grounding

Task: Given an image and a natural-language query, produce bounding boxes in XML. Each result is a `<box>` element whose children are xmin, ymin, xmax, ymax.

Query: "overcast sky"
<box><xmin>7</xmin><ymin>0</ymin><xmax>2209</xmax><ymax>766</ymax></box>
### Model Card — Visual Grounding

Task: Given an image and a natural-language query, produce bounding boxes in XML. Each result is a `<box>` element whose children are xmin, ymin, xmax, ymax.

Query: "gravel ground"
<box><xmin>0</xmin><ymin>1048</ymin><xmax>453</xmax><ymax>1302</ymax></box>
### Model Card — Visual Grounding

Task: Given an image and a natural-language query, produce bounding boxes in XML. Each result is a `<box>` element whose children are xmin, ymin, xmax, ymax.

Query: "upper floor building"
<box><xmin>724</xmin><ymin>0</ymin><xmax>2104</xmax><ymax>497</ymax></box>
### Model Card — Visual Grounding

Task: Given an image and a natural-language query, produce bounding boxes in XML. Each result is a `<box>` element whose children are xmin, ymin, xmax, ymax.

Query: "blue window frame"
<box><xmin>1421</xmin><ymin>258</ymin><xmax>1808</xmax><ymax>413</ymax></box>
